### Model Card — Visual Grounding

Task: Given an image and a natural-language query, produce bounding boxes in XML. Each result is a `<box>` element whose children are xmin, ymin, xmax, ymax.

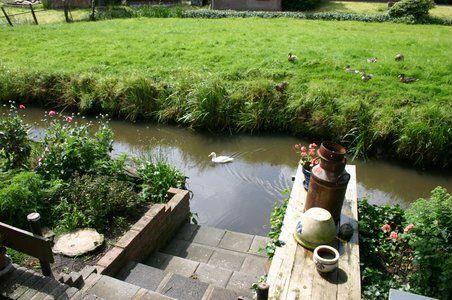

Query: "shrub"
<box><xmin>0</xmin><ymin>171</ymin><xmax>60</xmax><ymax>229</ymax></box>
<box><xmin>0</xmin><ymin>104</ymin><xmax>31</xmax><ymax>169</ymax></box>
<box><xmin>53</xmin><ymin>174</ymin><xmax>142</xmax><ymax>232</ymax></box>
<box><xmin>36</xmin><ymin>114</ymin><xmax>113</xmax><ymax>180</ymax></box>
<box><xmin>358</xmin><ymin>199</ymin><xmax>409</xmax><ymax>299</ymax></box>
<box><xmin>137</xmin><ymin>157</ymin><xmax>186</xmax><ymax>203</ymax></box>
<box><xmin>389</xmin><ymin>0</ymin><xmax>435</xmax><ymax>20</ymax></box>
<box><xmin>282</xmin><ymin>0</ymin><xmax>322</xmax><ymax>11</ymax></box>
<box><xmin>404</xmin><ymin>187</ymin><xmax>452</xmax><ymax>299</ymax></box>
<box><xmin>266</xmin><ymin>190</ymin><xmax>289</xmax><ymax>259</ymax></box>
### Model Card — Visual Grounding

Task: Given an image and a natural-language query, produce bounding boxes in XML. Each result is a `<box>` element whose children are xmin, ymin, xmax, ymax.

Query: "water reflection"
<box><xmin>4</xmin><ymin>107</ymin><xmax>451</xmax><ymax>235</ymax></box>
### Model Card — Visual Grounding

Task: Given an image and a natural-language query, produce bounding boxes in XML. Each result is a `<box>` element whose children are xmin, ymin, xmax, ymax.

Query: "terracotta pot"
<box><xmin>293</xmin><ymin>207</ymin><xmax>336</xmax><ymax>250</ymax></box>
<box><xmin>313</xmin><ymin>245</ymin><xmax>339</xmax><ymax>274</ymax></box>
<box><xmin>305</xmin><ymin>141</ymin><xmax>350</xmax><ymax>223</ymax></box>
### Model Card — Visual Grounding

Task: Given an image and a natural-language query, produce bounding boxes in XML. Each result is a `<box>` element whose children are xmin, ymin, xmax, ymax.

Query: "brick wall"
<box><xmin>96</xmin><ymin>188</ymin><xmax>190</xmax><ymax>276</ymax></box>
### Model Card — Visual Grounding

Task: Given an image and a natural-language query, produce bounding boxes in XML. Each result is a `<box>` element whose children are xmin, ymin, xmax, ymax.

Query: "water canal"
<box><xmin>11</xmin><ymin>107</ymin><xmax>452</xmax><ymax>236</ymax></box>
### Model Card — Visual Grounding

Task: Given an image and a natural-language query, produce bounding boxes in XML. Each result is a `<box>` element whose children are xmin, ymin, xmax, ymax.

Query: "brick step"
<box><xmin>0</xmin><ymin>265</ymin><xmax>101</xmax><ymax>300</ymax></box>
<box><xmin>118</xmin><ymin>261</ymin><xmax>254</xmax><ymax>300</ymax></box>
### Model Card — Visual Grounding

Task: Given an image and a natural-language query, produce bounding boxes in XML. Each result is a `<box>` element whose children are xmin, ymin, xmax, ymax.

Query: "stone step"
<box><xmin>119</xmin><ymin>261</ymin><xmax>254</xmax><ymax>300</ymax></box>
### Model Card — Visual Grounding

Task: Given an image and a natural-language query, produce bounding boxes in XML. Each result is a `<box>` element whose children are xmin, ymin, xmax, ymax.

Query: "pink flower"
<box><xmin>309</xmin><ymin>143</ymin><xmax>317</xmax><ymax>149</ymax></box>
<box><xmin>300</xmin><ymin>146</ymin><xmax>307</xmax><ymax>152</ymax></box>
<box><xmin>381</xmin><ymin>224</ymin><xmax>391</xmax><ymax>233</ymax></box>
<box><xmin>65</xmin><ymin>116</ymin><xmax>73</xmax><ymax>123</ymax></box>
<box><xmin>49</xmin><ymin>110</ymin><xmax>56</xmax><ymax>116</ymax></box>
<box><xmin>404</xmin><ymin>223</ymin><xmax>414</xmax><ymax>233</ymax></box>
<box><xmin>294</xmin><ymin>144</ymin><xmax>300</xmax><ymax>150</ymax></box>
<box><xmin>19</xmin><ymin>104</ymin><xmax>26</xmax><ymax>109</ymax></box>
<box><xmin>311</xmin><ymin>158</ymin><xmax>319</xmax><ymax>166</ymax></box>
<box><xmin>389</xmin><ymin>231</ymin><xmax>398</xmax><ymax>240</ymax></box>
<box><xmin>309</xmin><ymin>148</ymin><xmax>315</xmax><ymax>156</ymax></box>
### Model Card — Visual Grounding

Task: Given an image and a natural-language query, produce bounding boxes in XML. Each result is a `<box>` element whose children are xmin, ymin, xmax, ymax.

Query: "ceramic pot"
<box><xmin>302</xmin><ymin>166</ymin><xmax>311</xmax><ymax>191</ymax></box>
<box><xmin>313</xmin><ymin>245</ymin><xmax>339</xmax><ymax>274</ymax></box>
<box><xmin>293</xmin><ymin>207</ymin><xmax>336</xmax><ymax>250</ymax></box>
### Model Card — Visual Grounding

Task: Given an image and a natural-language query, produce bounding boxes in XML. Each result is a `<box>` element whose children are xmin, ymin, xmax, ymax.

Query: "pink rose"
<box><xmin>404</xmin><ymin>223</ymin><xmax>414</xmax><ymax>233</ymax></box>
<box><xmin>65</xmin><ymin>116</ymin><xmax>73</xmax><ymax>123</ymax></box>
<box><xmin>300</xmin><ymin>146</ymin><xmax>307</xmax><ymax>152</ymax></box>
<box><xmin>309</xmin><ymin>143</ymin><xmax>317</xmax><ymax>149</ymax></box>
<box><xmin>381</xmin><ymin>224</ymin><xmax>391</xmax><ymax>233</ymax></box>
<box><xmin>49</xmin><ymin>110</ymin><xmax>56</xmax><ymax>116</ymax></box>
<box><xmin>309</xmin><ymin>148</ymin><xmax>315</xmax><ymax>156</ymax></box>
<box><xmin>389</xmin><ymin>231</ymin><xmax>398</xmax><ymax>240</ymax></box>
<box><xmin>19</xmin><ymin>104</ymin><xmax>26</xmax><ymax>109</ymax></box>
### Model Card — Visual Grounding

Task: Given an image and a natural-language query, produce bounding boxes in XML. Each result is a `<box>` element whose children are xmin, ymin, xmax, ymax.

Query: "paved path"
<box><xmin>118</xmin><ymin>224</ymin><xmax>271</xmax><ymax>300</ymax></box>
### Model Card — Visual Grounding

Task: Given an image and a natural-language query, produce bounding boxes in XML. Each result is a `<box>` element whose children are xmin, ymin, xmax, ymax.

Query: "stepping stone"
<box><xmin>88</xmin><ymin>274</ymin><xmax>140</xmax><ymax>300</ymax></box>
<box><xmin>147</xmin><ymin>253</ymin><xmax>199</xmax><ymax>277</ymax></box>
<box><xmin>240</xmin><ymin>256</ymin><xmax>268</xmax><ymax>277</ymax></box>
<box><xmin>133</xmin><ymin>288</ymin><xmax>173</xmax><ymax>300</ymax></box>
<box><xmin>207</xmin><ymin>249</ymin><xmax>246</xmax><ymax>271</ymax></box>
<box><xmin>162</xmin><ymin>239</ymin><xmax>190</xmax><ymax>256</ymax></box>
<box><xmin>158</xmin><ymin>274</ymin><xmax>208</xmax><ymax>300</ymax></box>
<box><xmin>53</xmin><ymin>229</ymin><xmax>104</xmax><ymax>257</ymax></box>
<box><xmin>179</xmin><ymin>243</ymin><xmax>214</xmax><ymax>263</ymax></box>
<box><xmin>175</xmin><ymin>223</ymin><xmax>199</xmax><ymax>241</ymax></box>
<box><xmin>203</xmin><ymin>285</ymin><xmax>241</xmax><ymax>300</ymax></box>
<box><xmin>194</xmin><ymin>263</ymin><xmax>232</xmax><ymax>288</ymax></box>
<box><xmin>226</xmin><ymin>271</ymin><xmax>258</xmax><ymax>298</ymax></box>
<box><xmin>219</xmin><ymin>231</ymin><xmax>254</xmax><ymax>253</ymax></box>
<box><xmin>192</xmin><ymin>227</ymin><xmax>225</xmax><ymax>247</ymax></box>
<box><xmin>119</xmin><ymin>262</ymin><xmax>165</xmax><ymax>292</ymax></box>
<box><xmin>249</xmin><ymin>235</ymin><xmax>270</xmax><ymax>257</ymax></box>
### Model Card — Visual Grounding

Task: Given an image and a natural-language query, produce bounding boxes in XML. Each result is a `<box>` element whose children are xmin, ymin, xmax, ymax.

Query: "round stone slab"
<box><xmin>53</xmin><ymin>229</ymin><xmax>104</xmax><ymax>257</ymax></box>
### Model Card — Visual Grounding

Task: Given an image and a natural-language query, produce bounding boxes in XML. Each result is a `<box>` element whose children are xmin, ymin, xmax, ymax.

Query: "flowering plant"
<box><xmin>294</xmin><ymin>142</ymin><xmax>319</xmax><ymax>171</ymax></box>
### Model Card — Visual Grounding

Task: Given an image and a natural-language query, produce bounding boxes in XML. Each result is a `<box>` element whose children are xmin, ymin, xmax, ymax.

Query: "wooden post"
<box><xmin>256</xmin><ymin>282</ymin><xmax>269</xmax><ymax>300</ymax></box>
<box><xmin>27</xmin><ymin>213</ymin><xmax>52</xmax><ymax>277</ymax></box>
<box><xmin>1</xmin><ymin>7</ymin><xmax>13</xmax><ymax>27</ymax></box>
<box><xmin>90</xmin><ymin>0</ymin><xmax>95</xmax><ymax>21</ymax></box>
<box><xmin>63</xmin><ymin>0</ymin><xmax>71</xmax><ymax>23</ymax></box>
<box><xmin>29</xmin><ymin>4</ymin><xmax>38</xmax><ymax>25</ymax></box>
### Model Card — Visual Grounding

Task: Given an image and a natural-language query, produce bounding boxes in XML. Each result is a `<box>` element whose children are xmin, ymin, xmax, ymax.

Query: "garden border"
<box><xmin>94</xmin><ymin>187</ymin><xmax>190</xmax><ymax>276</ymax></box>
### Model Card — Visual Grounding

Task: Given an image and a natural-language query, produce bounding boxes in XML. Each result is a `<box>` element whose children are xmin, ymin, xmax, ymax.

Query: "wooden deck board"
<box><xmin>267</xmin><ymin>165</ymin><xmax>360</xmax><ymax>300</ymax></box>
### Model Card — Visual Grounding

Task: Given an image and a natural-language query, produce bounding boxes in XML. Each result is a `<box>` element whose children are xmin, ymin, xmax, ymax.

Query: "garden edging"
<box><xmin>95</xmin><ymin>187</ymin><xmax>190</xmax><ymax>276</ymax></box>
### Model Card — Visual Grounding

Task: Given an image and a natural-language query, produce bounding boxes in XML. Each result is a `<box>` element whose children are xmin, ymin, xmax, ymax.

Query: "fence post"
<box><xmin>1</xmin><ymin>7</ymin><xmax>13</xmax><ymax>27</ymax></box>
<box><xmin>63</xmin><ymin>0</ymin><xmax>71</xmax><ymax>23</ymax></box>
<box><xmin>29</xmin><ymin>4</ymin><xmax>38</xmax><ymax>25</ymax></box>
<box><xmin>256</xmin><ymin>282</ymin><xmax>269</xmax><ymax>300</ymax></box>
<box><xmin>27</xmin><ymin>213</ymin><xmax>52</xmax><ymax>277</ymax></box>
<box><xmin>90</xmin><ymin>0</ymin><xmax>95</xmax><ymax>21</ymax></box>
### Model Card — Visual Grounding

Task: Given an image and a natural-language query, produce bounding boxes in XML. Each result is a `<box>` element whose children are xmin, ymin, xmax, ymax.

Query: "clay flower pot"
<box><xmin>293</xmin><ymin>207</ymin><xmax>336</xmax><ymax>250</ymax></box>
<box><xmin>313</xmin><ymin>245</ymin><xmax>339</xmax><ymax>274</ymax></box>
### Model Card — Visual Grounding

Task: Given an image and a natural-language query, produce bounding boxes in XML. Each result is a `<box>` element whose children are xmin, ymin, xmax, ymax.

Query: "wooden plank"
<box><xmin>268</xmin><ymin>164</ymin><xmax>359</xmax><ymax>299</ymax></box>
<box><xmin>337</xmin><ymin>165</ymin><xmax>361</xmax><ymax>300</ymax></box>
<box><xmin>0</xmin><ymin>222</ymin><xmax>54</xmax><ymax>263</ymax></box>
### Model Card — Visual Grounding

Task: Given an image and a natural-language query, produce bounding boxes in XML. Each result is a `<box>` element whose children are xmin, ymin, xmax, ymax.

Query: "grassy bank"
<box><xmin>0</xmin><ymin>18</ymin><xmax>451</xmax><ymax>167</ymax></box>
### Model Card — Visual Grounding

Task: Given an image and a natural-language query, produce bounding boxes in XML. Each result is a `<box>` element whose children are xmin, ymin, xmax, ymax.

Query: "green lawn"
<box><xmin>0</xmin><ymin>18</ymin><xmax>451</xmax><ymax>167</ymax></box>
<box><xmin>315</xmin><ymin>1</ymin><xmax>452</xmax><ymax>19</ymax></box>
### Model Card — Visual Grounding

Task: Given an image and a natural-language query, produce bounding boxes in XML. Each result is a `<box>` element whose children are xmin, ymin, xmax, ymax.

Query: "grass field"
<box><xmin>0</xmin><ymin>18</ymin><xmax>451</xmax><ymax>167</ymax></box>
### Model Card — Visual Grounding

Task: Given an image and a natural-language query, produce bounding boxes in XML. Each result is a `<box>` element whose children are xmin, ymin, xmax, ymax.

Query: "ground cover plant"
<box><xmin>0</xmin><ymin>18</ymin><xmax>451</xmax><ymax>167</ymax></box>
<box><xmin>358</xmin><ymin>187</ymin><xmax>452</xmax><ymax>300</ymax></box>
<box><xmin>0</xmin><ymin>103</ymin><xmax>186</xmax><ymax>234</ymax></box>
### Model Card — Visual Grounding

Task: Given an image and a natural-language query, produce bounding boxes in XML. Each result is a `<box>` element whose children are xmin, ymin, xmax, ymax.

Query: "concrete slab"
<box><xmin>88</xmin><ymin>275</ymin><xmax>140</xmax><ymax>300</ymax></box>
<box><xmin>192</xmin><ymin>227</ymin><xmax>225</xmax><ymax>247</ymax></box>
<box><xmin>162</xmin><ymin>239</ymin><xmax>190</xmax><ymax>256</ymax></box>
<box><xmin>179</xmin><ymin>243</ymin><xmax>214</xmax><ymax>263</ymax></box>
<box><xmin>132</xmin><ymin>288</ymin><xmax>174</xmax><ymax>300</ymax></box>
<box><xmin>120</xmin><ymin>262</ymin><xmax>166</xmax><ymax>292</ymax></box>
<box><xmin>159</xmin><ymin>274</ymin><xmax>209</xmax><ymax>300</ymax></box>
<box><xmin>148</xmin><ymin>252</ymin><xmax>199</xmax><ymax>277</ymax></box>
<box><xmin>203</xmin><ymin>285</ymin><xmax>241</xmax><ymax>300</ymax></box>
<box><xmin>208</xmin><ymin>249</ymin><xmax>246</xmax><ymax>271</ymax></box>
<box><xmin>249</xmin><ymin>235</ymin><xmax>270</xmax><ymax>257</ymax></box>
<box><xmin>225</xmin><ymin>271</ymin><xmax>258</xmax><ymax>299</ymax></box>
<box><xmin>43</xmin><ymin>283</ymin><xmax>69</xmax><ymax>300</ymax></box>
<box><xmin>219</xmin><ymin>231</ymin><xmax>254</xmax><ymax>253</ymax></box>
<box><xmin>240</xmin><ymin>255</ymin><xmax>268</xmax><ymax>277</ymax></box>
<box><xmin>194</xmin><ymin>263</ymin><xmax>233</xmax><ymax>288</ymax></box>
<box><xmin>175</xmin><ymin>223</ymin><xmax>200</xmax><ymax>241</ymax></box>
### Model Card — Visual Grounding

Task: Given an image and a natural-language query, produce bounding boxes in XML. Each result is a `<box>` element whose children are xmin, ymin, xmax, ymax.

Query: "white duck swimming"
<box><xmin>208</xmin><ymin>152</ymin><xmax>234</xmax><ymax>164</ymax></box>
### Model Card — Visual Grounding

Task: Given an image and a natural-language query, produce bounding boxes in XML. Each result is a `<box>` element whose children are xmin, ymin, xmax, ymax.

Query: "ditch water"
<box><xmin>9</xmin><ymin>107</ymin><xmax>452</xmax><ymax>236</ymax></box>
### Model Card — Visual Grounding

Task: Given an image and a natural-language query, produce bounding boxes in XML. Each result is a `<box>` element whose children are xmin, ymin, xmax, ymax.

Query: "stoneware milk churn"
<box><xmin>304</xmin><ymin>141</ymin><xmax>350</xmax><ymax>224</ymax></box>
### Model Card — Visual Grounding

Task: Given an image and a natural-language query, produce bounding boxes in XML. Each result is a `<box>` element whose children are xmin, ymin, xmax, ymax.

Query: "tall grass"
<box><xmin>0</xmin><ymin>18</ymin><xmax>451</xmax><ymax>167</ymax></box>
